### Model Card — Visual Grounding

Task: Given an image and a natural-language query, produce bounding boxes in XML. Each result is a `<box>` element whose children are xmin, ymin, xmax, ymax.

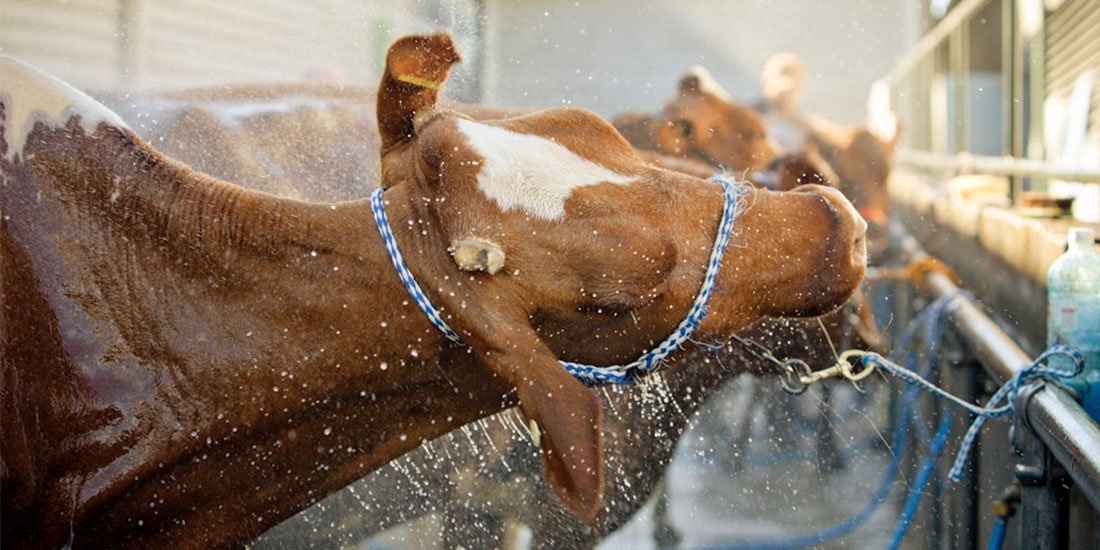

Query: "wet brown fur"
<box><xmin>1</xmin><ymin>33</ymin><xmax>866</xmax><ymax>548</ymax></box>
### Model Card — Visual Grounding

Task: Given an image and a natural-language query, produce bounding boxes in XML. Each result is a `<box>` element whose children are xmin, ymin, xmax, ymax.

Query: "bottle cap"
<box><xmin>1068</xmin><ymin>228</ymin><xmax>1095</xmax><ymax>252</ymax></box>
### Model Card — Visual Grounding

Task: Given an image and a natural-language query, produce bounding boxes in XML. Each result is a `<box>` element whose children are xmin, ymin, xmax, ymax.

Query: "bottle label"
<box><xmin>1052</xmin><ymin>299</ymin><xmax>1078</xmax><ymax>333</ymax></box>
<box><xmin>1049</xmin><ymin>295</ymin><xmax>1100</xmax><ymax>353</ymax></box>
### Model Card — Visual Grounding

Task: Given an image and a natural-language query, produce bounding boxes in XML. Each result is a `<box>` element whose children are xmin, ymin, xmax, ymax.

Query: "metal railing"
<box><xmin>886</xmin><ymin>0</ymin><xmax>997</xmax><ymax>84</ymax></box>
<box><xmin>893</xmin><ymin>225</ymin><xmax>1100</xmax><ymax>548</ymax></box>
<box><xmin>899</xmin><ymin>230</ymin><xmax>1100</xmax><ymax>509</ymax></box>
<box><xmin>887</xmin><ymin>0</ymin><xmax>1099</xmax><ymax>196</ymax></box>
<box><xmin>895</xmin><ymin>148</ymin><xmax>1100</xmax><ymax>183</ymax></box>
<box><xmin>881</xmin><ymin>3</ymin><xmax>1099</xmax><ymax>546</ymax></box>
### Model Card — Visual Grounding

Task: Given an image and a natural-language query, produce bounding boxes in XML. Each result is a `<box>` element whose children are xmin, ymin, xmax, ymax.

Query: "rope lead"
<box><xmin>801</xmin><ymin>342</ymin><xmax>1085</xmax><ymax>483</ymax></box>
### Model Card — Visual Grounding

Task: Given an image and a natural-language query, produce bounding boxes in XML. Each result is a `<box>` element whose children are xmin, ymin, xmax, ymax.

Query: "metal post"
<box><xmin>1025</xmin><ymin>0</ymin><xmax>1047</xmax><ymax>191</ymax></box>
<box><xmin>1002</xmin><ymin>0</ymin><xmax>1014</xmax><ymax>161</ymax></box>
<box><xmin>920</xmin><ymin>55</ymin><xmax>933</xmax><ymax>153</ymax></box>
<box><xmin>116</xmin><ymin>0</ymin><xmax>144</xmax><ymax>89</ymax></box>
<box><xmin>950</xmin><ymin>26</ymin><xmax>970</xmax><ymax>153</ymax></box>
<box><xmin>472</xmin><ymin>0</ymin><xmax>488</xmax><ymax>104</ymax></box>
<box><xmin>1014</xmin><ymin>384</ymin><xmax>1072</xmax><ymax>550</ymax></box>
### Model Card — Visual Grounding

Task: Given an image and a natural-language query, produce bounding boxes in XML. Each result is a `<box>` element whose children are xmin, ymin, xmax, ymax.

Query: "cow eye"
<box><xmin>673</xmin><ymin>120</ymin><xmax>694</xmax><ymax>137</ymax></box>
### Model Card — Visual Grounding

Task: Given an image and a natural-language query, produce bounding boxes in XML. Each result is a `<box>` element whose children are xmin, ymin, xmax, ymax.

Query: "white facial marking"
<box><xmin>1</xmin><ymin>55</ymin><xmax>127</xmax><ymax>161</ymax></box>
<box><xmin>456</xmin><ymin>118</ymin><xmax>636</xmax><ymax>221</ymax></box>
<box><xmin>686</xmin><ymin>65</ymin><xmax>733</xmax><ymax>101</ymax></box>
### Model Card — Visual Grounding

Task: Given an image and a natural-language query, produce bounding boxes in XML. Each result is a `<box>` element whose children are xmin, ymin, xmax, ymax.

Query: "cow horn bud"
<box><xmin>451</xmin><ymin>237</ymin><xmax>506</xmax><ymax>275</ymax></box>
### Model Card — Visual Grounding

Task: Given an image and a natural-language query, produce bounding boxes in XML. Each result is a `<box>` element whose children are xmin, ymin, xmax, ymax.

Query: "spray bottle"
<box><xmin>1048</xmin><ymin>227</ymin><xmax>1100</xmax><ymax>421</ymax></box>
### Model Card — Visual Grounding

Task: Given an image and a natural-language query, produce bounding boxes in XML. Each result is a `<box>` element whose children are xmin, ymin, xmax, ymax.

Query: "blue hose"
<box><xmin>986</xmin><ymin>516</ymin><xmax>1008</xmax><ymax>550</ymax></box>
<box><xmin>697</xmin><ymin>293</ymin><xmax>962</xmax><ymax>550</ymax></box>
<box><xmin>888</xmin><ymin>411</ymin><xmax>953</xmax><ymax>549</ymax></box>
<box><xmin>699</xmin><ymin>383</ymin><xmax>919</xmax><ymax>550</ymax></box>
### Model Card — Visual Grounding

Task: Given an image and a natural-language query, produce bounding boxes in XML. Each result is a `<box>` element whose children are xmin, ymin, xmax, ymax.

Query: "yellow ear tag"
<box><xmin>396</xmin><ymin>74</ymin><xmax>442</xmax><ymax>91</ymax></box>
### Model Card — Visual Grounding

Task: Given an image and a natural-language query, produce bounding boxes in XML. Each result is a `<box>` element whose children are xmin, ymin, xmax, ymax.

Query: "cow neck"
<box><xmin>7</xmin><ymin>121</ymin><xmax>520</xmax><ymax>544</ymax></box>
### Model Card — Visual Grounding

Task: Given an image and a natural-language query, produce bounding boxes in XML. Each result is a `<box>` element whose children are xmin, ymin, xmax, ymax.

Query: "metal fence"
<box><xmin>883</xmin><ymin>3</ymin><xmax>1099</xmax><ymax>547</ymax></box>
<box><xmin>887</xmin><ymin>0</ymin><xmax>1099</xmax><ymax>199</ymax></box>
<box><xmin>883</xmin><ymin>225</ymin><xmax>1100</xmax><ymax>549</ymax></box>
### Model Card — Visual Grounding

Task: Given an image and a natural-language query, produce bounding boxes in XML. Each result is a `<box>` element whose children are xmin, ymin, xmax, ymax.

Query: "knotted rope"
<box><xmin>860</xmin><ymin>344</ymin><xmax>1084</xmax><ymax>480</ymax></box>
<box><xmin>803</xmin><ymin>289</ymin><xmax>1085</xmax><ymax>482</ymax></box>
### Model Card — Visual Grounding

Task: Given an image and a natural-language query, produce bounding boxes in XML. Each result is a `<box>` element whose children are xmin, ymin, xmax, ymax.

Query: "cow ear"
<box><xmin>377</xmin><ymin>32</ymin><xmax>462</xmax><ymax>151</ymax></box>
<box><xmin>679</xmin><ymin>73</ymin><xmax>704</xmax><ymax>95</ymax></box>
<box><xmin>678</xmin><ymin>65</ymin><xmax>732</xmax><ymax>101</ymax></box>
<box><xmin>655</xmin><ymin>119</ymin><xmax>693</xmax><ymax>156</ymax></box>
<box><xmin>514</xmin><ymin>358</ymin><xmax>605</xmax><ymax>521</ymax></box>
<box><xmin>449</xmin><ymin>314</ymin><xmax>606</xmax><ymax>520</ymax></box>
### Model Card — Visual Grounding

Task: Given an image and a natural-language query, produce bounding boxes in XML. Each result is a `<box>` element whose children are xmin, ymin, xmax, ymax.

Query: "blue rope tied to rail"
<box><xmin>701</xmin><ymin>289</ymin><xmax>1085</xmax><ymax>550</ymax></box>
<box><xmin>370</xmin><ymin>174</ymin><xmax>748</xmax><ymax>386</ymax></box>
<box><xmin>860</xmin><ymin>343</ymin><xmax>1084</xmax><ymax>481</ymax></box>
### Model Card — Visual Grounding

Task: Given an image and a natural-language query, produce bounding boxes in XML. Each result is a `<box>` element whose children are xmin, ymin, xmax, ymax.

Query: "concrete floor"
<box><xmin>596</xmin><ymin>378</ymin><xmax>920</xmax><ymax>549</ymax></box>
<box><xmin>355</xmin><ymin>376</ymin><xmax>930</xmax><ymax>549</ymax></box>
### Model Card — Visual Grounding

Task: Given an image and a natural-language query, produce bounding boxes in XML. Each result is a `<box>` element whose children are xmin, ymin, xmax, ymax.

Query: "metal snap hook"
<box><xmin>780</xmin><ymin>358</ymin><xmax>812</xmax><ymax>395</ymax></box>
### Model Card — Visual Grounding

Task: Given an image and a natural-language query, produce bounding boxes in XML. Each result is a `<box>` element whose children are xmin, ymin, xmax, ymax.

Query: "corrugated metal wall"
<box><xmin>1046</xmin><ymin>0</ymin><xmax>1100</xmax><ymax>159</ymax></box>
<box><xmin>138</xmin><ymin>1</ymin><xmax>378</xmax><ymax>89</ymax></box>
<box><xmin>1</xmin><ymin>0</ymin><xmax>122</xmax><ymax>89</ymax></box>
<box><xmin>0</xmin><ymin>0</ymin><xmax>483</xmax><ymax>100</ymax></box>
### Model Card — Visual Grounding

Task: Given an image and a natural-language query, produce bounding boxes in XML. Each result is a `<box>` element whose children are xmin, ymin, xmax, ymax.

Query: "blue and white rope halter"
<box><xmin>370</xmin><ymin>174</ymin><xmax>747</xmax><ymax>386</ymax></box>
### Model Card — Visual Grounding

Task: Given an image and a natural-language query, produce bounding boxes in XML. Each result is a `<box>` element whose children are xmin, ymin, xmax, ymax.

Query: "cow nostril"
<box><xmin>851</xmin><ymin>231</ymin><xmax>868</xmax><ymax>267</ymax></box>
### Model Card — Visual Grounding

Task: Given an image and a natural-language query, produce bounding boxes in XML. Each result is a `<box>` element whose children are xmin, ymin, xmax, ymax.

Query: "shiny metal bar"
<box><xmin>895</xmin><ymin>147</ymin><xmax>1100</xmax><ymax>183</ymax></box>
<box><xmin>887</xmin><ymin>0</ymin><xmax>995</xmax><ymax>82</ymax></box>
<box><xmin>897</xmin><ymin>229</ymin><xmax>1100</xmax><ymax>510</ymax></box>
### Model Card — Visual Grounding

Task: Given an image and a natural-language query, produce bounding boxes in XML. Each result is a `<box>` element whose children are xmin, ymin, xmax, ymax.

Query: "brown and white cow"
<box><xmin>1</xmin><ymin>33</ymin><xmax>866</xmax><ymax>547</ymax></box>
<box><xmin>613</xmin><ymin>66</ymin><xmax>776</xmax><ymax>175</ymax></box>
<box><xmin>89</xmin><ymin>74</ymin><xmax>884</xmax><ymax>549</ymax></box>
<box><xmin>757</xmin><ymin>52</ymin><xmax>898</xmax><ymax>257</ymax></box>
<box><xmin>803</xmin><ymin>114</ymin><xmax>897</xmax><ymax>232</ymax></box>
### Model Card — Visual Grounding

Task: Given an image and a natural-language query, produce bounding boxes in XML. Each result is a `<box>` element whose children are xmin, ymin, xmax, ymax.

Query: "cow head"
<box><xmin>805</xmin><ymin>115</ymin><xmax>899</xmax><ymax>260</ymax></box>
<box><xmin>761</xmin><ymin>52</ymin><xmax>806</xmax><ymax>116</ymax></box>
<box><xmin>654</xmin><ymin>66</ymin><xmax>776</xmax><ymax>172</ymax></box>
<box><xmin>374</xmin><ymin>33</ymin><xmax>866</xmax><ymax>521</ymax></box>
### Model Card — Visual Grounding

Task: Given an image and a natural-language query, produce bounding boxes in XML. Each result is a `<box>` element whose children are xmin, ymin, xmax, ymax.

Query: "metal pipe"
<box><xmin>949</xmin><ymin>26</ymin><xmax>969</xmax><ymax>154</ymax></box>
<box><xmin>895</xmin><ymin>147</ymin><xmax>1100</xmax><ymax>183</ymax></box>
<box><xmin>897</xmin><ymin>229</ymin><xmax>1100</xmax><ymax>511</ymax></box>
<box><xmin>887</xmin><ymin>0</ymin><xmax>995</xmax><ymax>83</ymax></box>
